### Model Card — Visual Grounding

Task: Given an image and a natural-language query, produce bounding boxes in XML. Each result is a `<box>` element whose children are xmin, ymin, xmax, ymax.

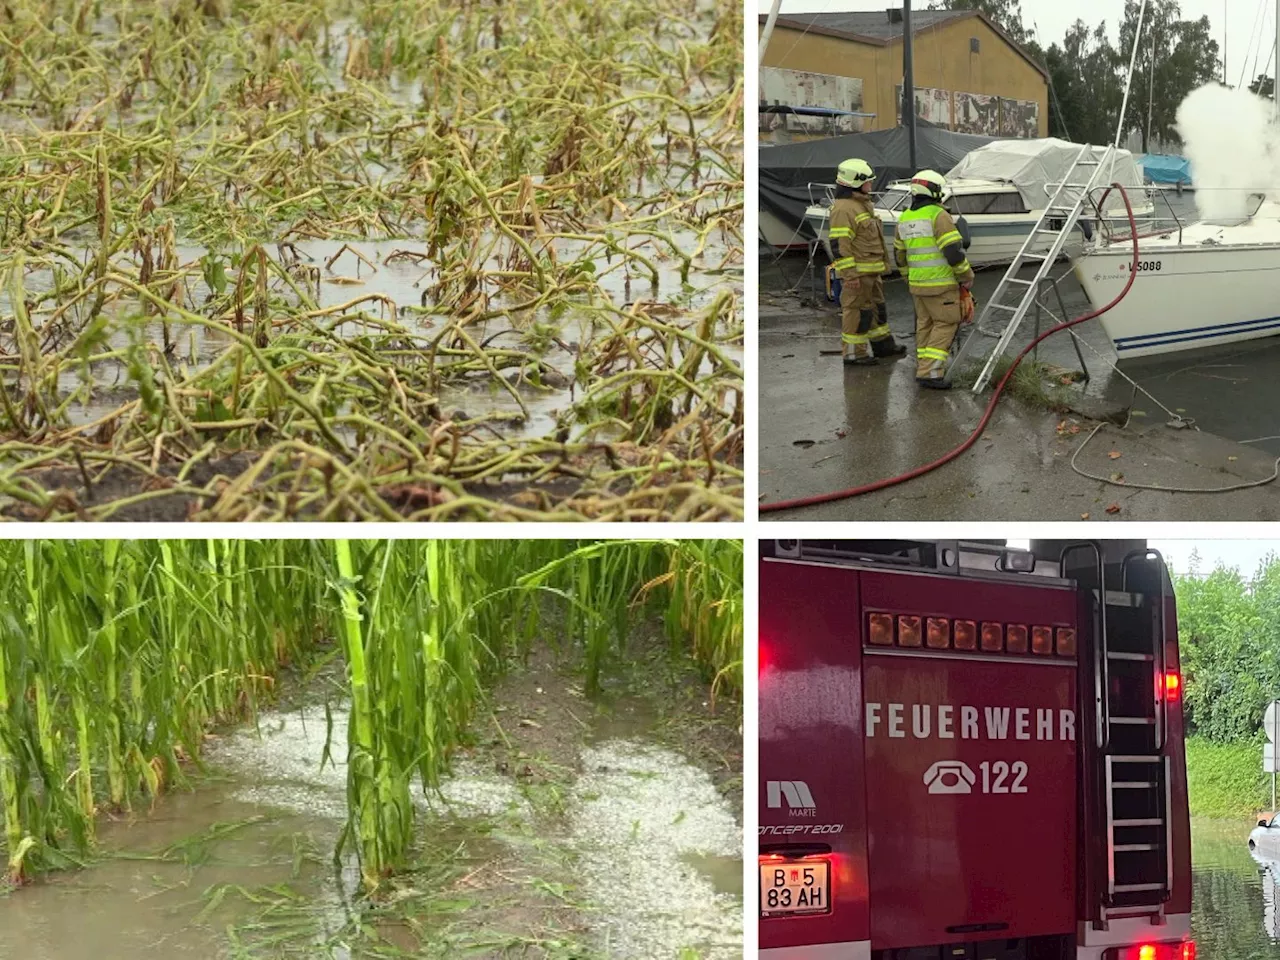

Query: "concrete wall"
<box><xmin>759</xmin><ymin>15</ymin><xmax>1048</xmax><ymax>141</ymax></box>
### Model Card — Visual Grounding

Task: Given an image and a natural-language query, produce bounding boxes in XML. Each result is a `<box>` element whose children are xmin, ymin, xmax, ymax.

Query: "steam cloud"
<box><xmin>1177</xmin><ymin>83</ymin><xmax>1280</xmax><ymax>222</ymax></box>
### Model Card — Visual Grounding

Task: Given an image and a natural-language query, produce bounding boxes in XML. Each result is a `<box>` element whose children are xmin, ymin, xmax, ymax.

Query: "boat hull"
<box><xmin>1074</xmin><ymin>243</ymin><xmax>1280</xmax><ymax>358</ymax></box>
<box><xmin>805</xmin><ymin>206</ymin><xmax>1090</xmax><ymax>268</ymax></box>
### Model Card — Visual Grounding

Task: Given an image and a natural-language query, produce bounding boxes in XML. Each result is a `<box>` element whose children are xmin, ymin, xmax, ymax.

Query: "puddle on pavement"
<box><xmin>0</xmin><ymin>677</ymin><xmax>742</xmax><ymax>959</ymax></box>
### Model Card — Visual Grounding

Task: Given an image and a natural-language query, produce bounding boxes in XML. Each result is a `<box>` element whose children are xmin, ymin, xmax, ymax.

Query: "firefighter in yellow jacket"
<box><xmin>829</xmin><ymin>158</ymin><xmax>907</xmax><ymax>365</ymax></box>
<box><xmin>893</xmin><ymin>169</ymin><xmax>974</xmax><ymax>389</ymax></box>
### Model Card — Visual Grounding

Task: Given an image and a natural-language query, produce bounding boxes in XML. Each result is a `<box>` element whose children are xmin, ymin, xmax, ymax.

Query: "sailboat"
<box><xmin>1070</xmin><ymin>4</ymin><xmax>1280</xmax><ymax>359</ymax></box>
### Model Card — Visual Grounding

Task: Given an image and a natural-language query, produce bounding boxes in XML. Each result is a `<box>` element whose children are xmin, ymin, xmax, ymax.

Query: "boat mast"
<box><xmin>1115</xmin><ymin>0</ymin><xmax>1149</xmax><ymax>148</ymax></box>
<box><xmin>759</xmin><ymin>0</ymin><xmax>782</xmax><ymax>67</ymax></box>
<box><xmin>904</xmin><ymin>0</ymin><xmax>918</xmax><ymax>170</ymax></box>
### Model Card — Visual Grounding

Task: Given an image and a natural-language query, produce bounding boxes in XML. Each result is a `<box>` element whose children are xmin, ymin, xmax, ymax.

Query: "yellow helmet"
<box><xmin>909</xmin><ymin>169</ymin><xmax>947</xmax><ymax>199</ymax></box>
<box><xmin>836</xmin><ymin>158</ymin><xmax>875</xmax><ymax>188</ymax></box>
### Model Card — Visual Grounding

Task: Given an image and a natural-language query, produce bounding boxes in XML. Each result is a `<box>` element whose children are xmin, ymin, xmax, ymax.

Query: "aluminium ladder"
<box><xmin>952</xmin><ymin>143</ymin><xmax>1119</xmax><ymax>392</ymax></box>
<box><xmin>1061</xmin><ymin>545</ymin><xmax>1174</xmax><ymax>930</ymax></box>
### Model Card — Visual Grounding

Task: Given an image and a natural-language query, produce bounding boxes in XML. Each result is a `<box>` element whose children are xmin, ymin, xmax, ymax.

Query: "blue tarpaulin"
<box><xmin>1139</xmin><ymin>153</ymin><xmax>1192</xmax><ymax>185</ymax></box>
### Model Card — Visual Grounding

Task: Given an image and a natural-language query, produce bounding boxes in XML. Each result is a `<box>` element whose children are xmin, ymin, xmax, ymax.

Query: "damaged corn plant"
<box><xmin>0</xmin><ymin>538</ymin><xmax>742</xmax><ymax>888</ymax></box>
<box><xmin>0</xmin><ymin>0</ymin><xmax>744</xmax><ymax>521</ymax></box>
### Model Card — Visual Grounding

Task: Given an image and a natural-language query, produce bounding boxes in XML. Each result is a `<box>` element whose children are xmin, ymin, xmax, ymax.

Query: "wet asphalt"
<box><xmin>759</xmin><ymin>249</ymin><xmax>1280</xmax><ymax>521</ymax></box>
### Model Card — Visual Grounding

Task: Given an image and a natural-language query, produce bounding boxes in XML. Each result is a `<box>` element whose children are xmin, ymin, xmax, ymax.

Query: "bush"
<box><xmin>1186</xmin><ymin>736</ymin><xmax>1273</xmax><ymax>819</ymax></box>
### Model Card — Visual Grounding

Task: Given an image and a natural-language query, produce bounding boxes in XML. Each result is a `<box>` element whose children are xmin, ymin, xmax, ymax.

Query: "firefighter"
<box><xmin>829</xmin><ymin>158</ymin><xmax>906</xmax><ymax>366</ymax></box>
<box><xmin>893</xmin><ymin>169</ymin><xmax>975</xmax><ymax>389</ymax></box>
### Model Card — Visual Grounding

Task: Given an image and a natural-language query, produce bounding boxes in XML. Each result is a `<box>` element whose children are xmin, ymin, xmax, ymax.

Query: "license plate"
<box><xmin>760</xmin><ymin>859</ymin><xmax>830</xmax><ymax>917</ymax></box>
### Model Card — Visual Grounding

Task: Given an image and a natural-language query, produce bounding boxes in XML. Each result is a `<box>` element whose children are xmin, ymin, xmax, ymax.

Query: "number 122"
<box><xmin>979</xmin><ymin>760</ymin><xmax>1029</xmax><ymax>794</ymax></box>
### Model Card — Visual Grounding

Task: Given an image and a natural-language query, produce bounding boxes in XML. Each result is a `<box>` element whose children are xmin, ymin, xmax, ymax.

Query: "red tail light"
<box><xmin>1103</xmin><ymin>942</ymin><xmax>1194</xmax><ymax>960</ymax></box>
<box><xmin>1165</xmin><ymin>671</ymin><xmax>1182</xmax><ymax>700</ymax></box>
<box><xmin>953</xmin><ymin>620</ymin><xmax>977</xmax><ymax>650</ymax></box>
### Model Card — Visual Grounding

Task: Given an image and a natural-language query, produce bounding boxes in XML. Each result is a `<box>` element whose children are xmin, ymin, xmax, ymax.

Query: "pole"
<box><xmin>759</xmin><ymin>0</ymin><xmax>783</xmax><ymax>68</ymax></box>
<box><xmin>1116</xmin><ymin>0</ymin><xmax>1149</xmax><ymax>148</ymax></box>
<box><xmin>1146</xmin><ymin>29</ymin><xmax>1156</xmax><ymax>152</ymax></box>
<box><xmin>1274</xmin><ymin>0</ymin><xmax>1279</xmax><ymax>120</ymax></box>
<box><xmin>1224</xmin><ymin>0</ymin><xmax>1228</xmax><ymax>86</ymax></box>
<box><xmin>904</xmin><ymin>0</ymin><xmax>918</xmax><ymax>170</ymax></box>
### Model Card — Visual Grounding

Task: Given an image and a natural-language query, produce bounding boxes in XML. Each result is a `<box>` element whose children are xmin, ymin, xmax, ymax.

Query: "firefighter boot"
<box><xmin>916</xmin><ymin>353</ymin><xmax>952</xmax><ymax>389</ymax></box>
<box><xmin>843</xmin><ymin>334</ymin><xmax>878</xmax><ymax>366</ymax></box>
<box><xmin>870</xmin><ymin>303</ymin><xmax>907</xmax><ymax>358</ymax></box>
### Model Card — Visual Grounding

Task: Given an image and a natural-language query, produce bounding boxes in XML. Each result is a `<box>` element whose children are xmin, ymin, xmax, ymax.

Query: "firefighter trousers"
<box><xmin>912</xmin><ymin>290</ymin><xmax>962</xmax><ymax>381</ymax></box>
<box><xmin>840</xmin><ymin>276</ymin><xmax>896</xmax><ymax>359</ymax></box>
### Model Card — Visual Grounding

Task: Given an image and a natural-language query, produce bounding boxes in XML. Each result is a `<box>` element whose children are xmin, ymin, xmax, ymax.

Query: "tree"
<box><xmin>1043</xmin><ymin>20</ymin><xmax>1124</xmax><ymax>145</ymax></box>
<box><xmin>1174</xmin><ymin>553</ymin><xmax>1280</xmax><ymax>744</ymax></box>
<box><xmin>1118</xmin><ymin>0</ymin><xmax>1221</xmax><ymax>151</ymax></box>
<box><xmin>1250</xmin><ymin>74</ymin><xmax>1276</xmax><ymax>99</ymax></box>
<box><xmin>928</xmin><ymin>0</ymin><xmax>1032</xmax><ymax>49</ymax></box>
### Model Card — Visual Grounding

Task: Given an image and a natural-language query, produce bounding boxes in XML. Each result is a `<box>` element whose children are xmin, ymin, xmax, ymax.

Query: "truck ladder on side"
<box><xmin>1061</xmin><ymin>545</ymin><xmax>1173</xmax><ymax>930</ymax></box>
<box><xmin>1100</xmin><ymin>550</ymin><xmax>1173</xmax><ymax>926</ymax></box>
<box><xmin>952</xmin><ymin>143</ymin><xmax>1117</xmax><ymax>392</ymax></box>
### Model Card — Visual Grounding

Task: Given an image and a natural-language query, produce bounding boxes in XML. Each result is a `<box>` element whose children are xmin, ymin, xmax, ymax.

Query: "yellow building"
<box><xmin>759</xmin><ymin>9</ymin><xmax>1049</xmax><ymax>142</ymax></box>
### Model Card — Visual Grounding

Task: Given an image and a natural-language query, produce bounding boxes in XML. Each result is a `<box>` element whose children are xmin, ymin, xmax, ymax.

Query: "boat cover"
<box><xmin>945</xmin><ymin>138</ymin><xmax>1146</xmax><ymax>215</ymax></box>
<box><xmin>759</xmin><ymin>124</ymin><xmax>997</xmax><ymax>241</ymax></box>
<box><xmin>1138</xmin><ymin>153</ymin><xmax>1192</xmax><ymax>185</ymax></box>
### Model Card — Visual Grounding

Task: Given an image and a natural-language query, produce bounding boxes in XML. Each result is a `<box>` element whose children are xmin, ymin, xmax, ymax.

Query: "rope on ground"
<box><xmin>1027</xmin><ymin>292</ymin><xmax>1280</xmax><ymax>493</ymax></box>
<box><xmin>1069</xmin><ymin>418</ymin><xmax>1280</xmax><ymax>494</ymax></box>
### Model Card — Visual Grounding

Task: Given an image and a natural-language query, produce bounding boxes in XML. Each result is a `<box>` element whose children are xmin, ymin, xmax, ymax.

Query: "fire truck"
<box><xmin>760</xmin><ymin>540</ymin><xmax>1193</xmax><ymax>960</ymax></box>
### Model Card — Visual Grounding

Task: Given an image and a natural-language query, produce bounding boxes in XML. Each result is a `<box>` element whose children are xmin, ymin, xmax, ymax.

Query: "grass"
<box><xmin>0</xmin><ymin>538</ymin><xmax>743</xmax><ymax>888</ymax></box>
<box><xmin>952</xmin><ymin>355</ymin><xmax>1076</xmax><ymax>410</ymax></box>
<box><xmin>1186</xmin><ymin>736</ymin><xmax>1274</xmax><ymax>820</ymax></box>
<box><xmin>0</xmin><ymin>0</ymin><xmax>744</xmax><ymax>521</ymax></box>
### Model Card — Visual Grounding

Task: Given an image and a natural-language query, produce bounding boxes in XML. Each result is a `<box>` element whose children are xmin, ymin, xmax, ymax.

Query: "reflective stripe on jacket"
<box><xmin>893</xmin><ymin>204</ymin><xmax>974</xmax><ymax>296</ymax></box>
<box><xmin>829</xmin><ymin>195</ymin><xmax>888</xmax><ymax>278</ymax></box>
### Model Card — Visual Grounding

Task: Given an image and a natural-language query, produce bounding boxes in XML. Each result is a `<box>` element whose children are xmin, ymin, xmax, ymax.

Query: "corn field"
<box><xmin>0</xmin><ymin>538</ymin><xmax>742</xmax><ymax>887</ymax></box>
<box><xmin>0</xmin><ymin>0</ymin><xmax>743</xmax><ymax>520</ymax></box>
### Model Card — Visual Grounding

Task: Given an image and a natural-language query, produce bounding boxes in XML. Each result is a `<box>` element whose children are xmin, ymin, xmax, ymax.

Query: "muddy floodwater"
<box><xmin>1192</xmin><ymin>817</ymin><xmax>1280</xmax><ymax>958</ymax></box>
<box><xmin>0</xmin><ymin>658</ymin><xmax>742</xmax><ymax>959</ymax></box>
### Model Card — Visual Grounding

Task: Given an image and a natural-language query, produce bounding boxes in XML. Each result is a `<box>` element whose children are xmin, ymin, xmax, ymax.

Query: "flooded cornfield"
<box><xmin>0</xmin><ymin>539</ymin><xmax>744</xmax><ymax>957</ymax></box>
<box><xmin>0</xmin><ymin>0</ymin><xmax>744</xmax><ymax>520</ymax></box>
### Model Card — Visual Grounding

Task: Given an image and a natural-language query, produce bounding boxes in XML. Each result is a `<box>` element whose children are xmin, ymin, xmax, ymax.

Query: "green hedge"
<box><xmin>1186</xmin><ymin>736</ymin><xmax>1273</xmax><ymax>819</ymax></box>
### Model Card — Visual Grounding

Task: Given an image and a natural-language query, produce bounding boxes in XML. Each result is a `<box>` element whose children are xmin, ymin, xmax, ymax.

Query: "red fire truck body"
<box><xmin>760</xmin><ymin>541</ymin><xmax>1192</xmax><ymax>960</ymax></box>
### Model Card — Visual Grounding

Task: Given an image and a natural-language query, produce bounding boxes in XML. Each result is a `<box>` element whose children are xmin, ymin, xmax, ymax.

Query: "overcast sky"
<box><xmin>1002</xmin><ymin>539</ymin><xmax>1280</xmax><ymax>576</ymax></box>
<box><xmin>758</xmin><ymin>1</ymin><xmax>1266</xmax><ymax>88</ymax></box>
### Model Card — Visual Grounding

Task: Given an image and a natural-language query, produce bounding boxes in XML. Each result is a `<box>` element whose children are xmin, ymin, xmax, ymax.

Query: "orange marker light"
<box><xmin>1165</xmin><ymin>672</ymin><xmax>1182</xmax><ymax>700</ymax></box>
<box><xmin>1031</xmin><ymin>625</ymin><xmax>1053</xmax><ymax>655</ymax></box>
<box><xmin>926</xmin><ymin>618</ymin><xmax>951</xmax><ymax>649</ymax></box>
<box><xmin>868</xmin><ymin>613</ymin><xmax>894</xmax><ymax>646</ymax></box>
<box><xmin>980</xmin><ymin>621</ymin><xmax>1003</xmax><ymax>652</ymax></box>
<box><xmin>1056</xmin><ymin>627</ymin><xmax>1077</xmax><ymax>657</ymax></box>
<box><xmin>1006</xmin><ymin>624</ymin><xmax>1028</xmax><ymax>654</ymax></box>
<box><xmin>954</xmin><ymin>620</ymin><xmax>977</xmax><ymax>650</ymax></box>
<box><xmin>898</xmin><ymin>615</ymin><xmax>922</xmax><ymax>647</ymax></box>
<box><xmin>1138</xmin><ymin>945</ymin><xmax>1156</xmax><ymax>960</ymax></box>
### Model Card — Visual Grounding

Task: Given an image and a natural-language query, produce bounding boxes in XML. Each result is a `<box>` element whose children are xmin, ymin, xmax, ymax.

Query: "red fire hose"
<box><xmin>760</xmin><ymin>185</ymin><xmax>1141</xmax><ymax>514</ymax></box>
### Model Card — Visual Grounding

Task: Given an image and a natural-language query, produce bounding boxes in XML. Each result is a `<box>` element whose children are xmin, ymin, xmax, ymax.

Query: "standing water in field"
<box><xmin>0</xmin><ymin>659</ymin><xmax>742</xmax><ymax>959</ymax></box>
<box><xmin>0</xmin><ymin>0</ymin><xmax>744</xmax><ymax>521</ymax></box>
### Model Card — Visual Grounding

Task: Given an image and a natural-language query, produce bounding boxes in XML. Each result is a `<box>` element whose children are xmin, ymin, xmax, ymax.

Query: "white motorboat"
<box><xmin>1074</xmin><ymin>197</ymin><xmax>1280</xmax><ymax>358</ymax></box>
<box><xmin>804</xmin><ymin>138</ymin><xmax>1151</xmax><ymax>268</ymax></box>
<box><xmin>1070</xmin><ymin>0</ymin><xmax>1280</xmax><ymax>360</ymax></box>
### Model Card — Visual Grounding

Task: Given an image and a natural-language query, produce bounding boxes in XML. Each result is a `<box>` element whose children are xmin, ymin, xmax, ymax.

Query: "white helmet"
<box><xmin>836</xmin><ymin>158</ymin><xmax>875</xmax><ymax>189</ymax></box>
<box><xmin>909</xmin><ymin>169</ymin><xmax>947</xmax><ymax>199</ymax></box>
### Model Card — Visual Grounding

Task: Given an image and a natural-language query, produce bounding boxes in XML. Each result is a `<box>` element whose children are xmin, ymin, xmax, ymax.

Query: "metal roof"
<box><xmin>770</xmin><ymin>10</ymin><xmax>969</xmax><ymax>42</ymax></box>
